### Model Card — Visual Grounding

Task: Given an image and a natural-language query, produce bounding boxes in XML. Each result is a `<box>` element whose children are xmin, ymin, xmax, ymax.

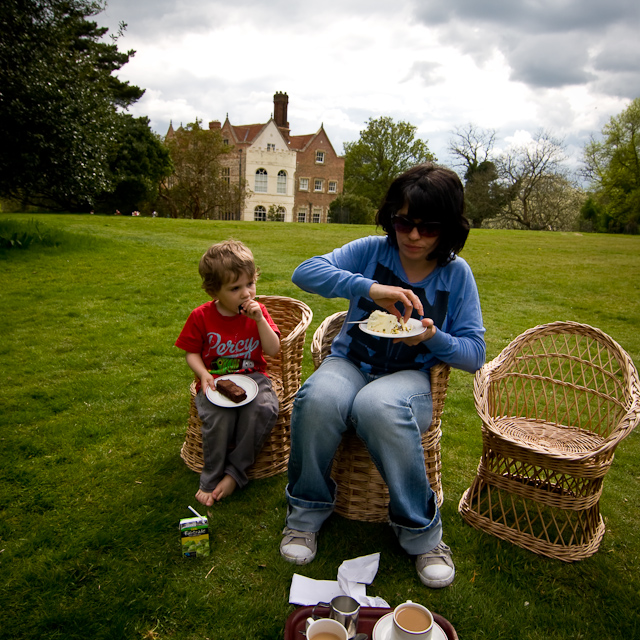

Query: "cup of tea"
<box><xmin>313</xmin><ymin>595</ymin><xmax>360</xmax><ymax>639</ymax></box>
<box><xmin>306</xmin><ymin>617</ymin><xmax>349</xmax><ymax>640</ymax></box>
<box><xmin>391</xmin><ymin>600</ymin><xmax>434</xmax><ymax>640</ymax></box>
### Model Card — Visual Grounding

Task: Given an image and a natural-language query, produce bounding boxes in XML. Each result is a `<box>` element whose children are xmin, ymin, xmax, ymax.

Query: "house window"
<box><xmin>255</xmin><ymin>168</ymin><xmax>267</xmax><ymax>193</ymax></box>
<box><xmin>222</xmin><ymin>167</ymin><xmax>230</xmax><ymax>185</ymax></box>
<box><xmin>223</xmin><ymin>138</ymin><xmax>229</xmax><ymax>146</ymax></box>
<box><xmin>299</xmin><ymin>177</ymin><xmax>309</xmax><ymax>191</ymax></box>
<box><xmin>275</xmin><ymin>206</ymin><xmax>285</xmax><ymax>222</ymax></box>
<box><xmin>328</xmin><ymin>180</ymin><xmax>337</xmax><ymax>193</ymax></box>
<box><xmin>297</xmin><ymin>208</ymin><xmax>307</xmax><ymax>223</ymax></box>
<box><xmin>314</xmin><ymin>179</ymin><xmax>323</xmax><ymax>192</ymax></box>
<box><xmin>312</xmin><ymin>207</ymin><xmax>322</xmax><ymax>223</ymax></box>
<box><xmin>267</xmin><ymin>143</ymin><xmax>276</xmax><ymax>151</ymax></box>
<box><xmin>254</xmin><ymin>206</ymin><xmax>266</xmax><ymax>221</ymax></box>
<box><xmin>277</xmin><ymin>170</ymin><xmax>287</xmax><ymax>194</ymax></box>
<box><xmin>316</xmin><ymin>150</ymin><xmax>325</xmax><ymax>164</ymax></box>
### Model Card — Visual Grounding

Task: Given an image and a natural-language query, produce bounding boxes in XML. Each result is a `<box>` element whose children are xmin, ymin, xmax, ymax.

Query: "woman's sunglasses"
<box><xmin>391</xmin><ymin>216</ymin><xmax>441</xmax><ymax>237</ymax></box>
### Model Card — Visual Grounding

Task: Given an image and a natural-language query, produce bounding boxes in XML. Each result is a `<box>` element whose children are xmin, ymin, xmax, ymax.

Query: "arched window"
<box><xmin>254</xmin><ymin>206</ymin><xmax>266</xmax><ymax>221</ymax></box>
<box><xmin>255</xmin><ymin>168</ymin><xmax>267</xmax><ymax>193</ymax></box>
<box><xmin>276</xmin><ymin>206</ymin><xmax>286</xmax><ymax>222</ymax></box>
<box><xmin>277</xmin><ymin>170</ymin><xmax>287</xmax><ymax>194</ymax></box>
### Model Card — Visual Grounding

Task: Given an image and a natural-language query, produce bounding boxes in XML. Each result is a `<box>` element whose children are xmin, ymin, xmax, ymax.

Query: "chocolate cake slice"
<box><xmin>216</xmin><ymin>379</ymin><xmax>247</xmax><ymax>403</ymax></box>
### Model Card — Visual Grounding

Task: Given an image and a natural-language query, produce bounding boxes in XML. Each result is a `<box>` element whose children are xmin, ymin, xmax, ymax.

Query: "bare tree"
<box><xmin>449</xmin><ymin>124</ymin><xmax>496</xmax><ymax>174</ymax></box>
<box><xmin>449</xmin><ymin>124</ymin><xmax>509</xmax><ymax>227</ymax></box>
<box><xmin>495</xmin><ymin>130</ymin><xmax>576</xmax><ymax>230</ymax></box>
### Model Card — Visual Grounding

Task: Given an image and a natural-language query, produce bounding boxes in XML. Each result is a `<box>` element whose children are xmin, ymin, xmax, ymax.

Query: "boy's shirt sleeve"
<box><xmin>175</xmin><ymin>307</ymin><xmax>205</xmax><ymax>353</ymax></box>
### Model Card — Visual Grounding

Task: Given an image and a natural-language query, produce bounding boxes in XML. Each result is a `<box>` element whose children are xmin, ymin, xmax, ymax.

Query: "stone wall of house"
<box><xmin>293</xmin><ymin>131</ymin><xmax>345</xmax><ymax>223</ymax></box>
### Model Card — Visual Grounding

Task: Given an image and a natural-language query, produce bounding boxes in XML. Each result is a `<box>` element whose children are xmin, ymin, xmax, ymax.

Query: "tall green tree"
<box><xmin>582</xmin><ymin>98</ymin><xmax>640</xmax><ymax>233</ymax></box>
<box><xmin>343</xmin><ymin>117</ymin><xmax>435</xmax><ymax>208</ymax></box>
<box><xmin>0</xmin><ymin>0</ymin><xmax>151</xmax><ymax>211</ymax></box>
<box><xmin>97</xmin><ymin>115</ymin><xmax>172</xmax><ymax>214</ymax></box>
<box><xmin>160</xmin><ymin>120</ymin><xmax>246</xmax><ymax>219</ymax></box>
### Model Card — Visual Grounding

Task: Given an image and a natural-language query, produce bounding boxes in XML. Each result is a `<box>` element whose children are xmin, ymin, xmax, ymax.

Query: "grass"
<box><xmin>1</xmin><ymin>214</ymin><xmax>639</xmax><ymax>640</ymax></box>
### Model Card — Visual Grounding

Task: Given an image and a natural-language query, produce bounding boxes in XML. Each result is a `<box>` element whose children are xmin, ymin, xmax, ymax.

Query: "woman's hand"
<box><xmin>393</xmin><ymin>318</ymin><xmax>437</xmax><ymax>346</ymax></box>
<box><xmin>369</xmin><ymin>283</ymin><xmax>424</xmax><ymax>323</ymax></box>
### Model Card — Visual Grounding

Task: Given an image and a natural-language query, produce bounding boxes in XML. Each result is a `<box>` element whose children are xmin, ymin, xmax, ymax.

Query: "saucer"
<box><xmin>205</xmin><ymin>374</ymin><xmax>258</xmax><ymax>407</ymax></box>
<box><xmin>372</xmin><ymin>612</ymin><xmax>447</xmax><ymax>640</ymax></box>
<box><xmin>359</xmin><ymin>317</ymin><xmax>425</xmax><ymax>339</ymax></box>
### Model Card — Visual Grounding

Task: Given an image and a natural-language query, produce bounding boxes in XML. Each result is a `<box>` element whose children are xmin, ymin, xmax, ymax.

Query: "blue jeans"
<box><xmin>285</xmin><ymin>356</ymin><xmax>442</xmax><ymax>555</ymax></box>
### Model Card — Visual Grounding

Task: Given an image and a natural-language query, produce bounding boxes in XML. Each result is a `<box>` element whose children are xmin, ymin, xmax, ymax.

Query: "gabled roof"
<box><xmin>289</xmin><ymin>126</ymin><xmax>341</xmax><ymax>157</ymax></box>
<box><xmin>288</xmin><ymin>133</ymin><xmax>315</xmax><ymax>151</ymax></box>
<box><xmin>223</xmin><ymin>117</ymin><xmax>290</xmax><ymax>147</ymax></box>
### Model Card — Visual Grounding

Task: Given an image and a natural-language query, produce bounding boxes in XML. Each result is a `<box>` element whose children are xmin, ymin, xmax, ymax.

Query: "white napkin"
<box><xmin>288</xmin><ymin>553</ymin><xmax>390</xmax><ymax>608</ymax></box>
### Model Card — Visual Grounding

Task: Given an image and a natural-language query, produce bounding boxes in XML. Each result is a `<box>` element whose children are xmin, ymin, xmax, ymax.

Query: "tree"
<box><xmin>96</xmin><ymin>115</ymin><xmax>172</xmax><ymax>214</ymax></box>
<box><xmin>328</xmin><ymin>193</ymin><xmax>376</xmax><ymax>225</ymax></box>
<box><xmin>0</xmin><ymin>0</ymin><xmax>150</xmax><ymax>211</ymax></box>
<box><xmin>343</xmin><ymin>117</ymin><xmax>436</xmax><ymax>208</ymax></box>
<box><xmin>449</xmin><ymin>124</ymin><xmax>511</xmax><ymax>227</ymax></box>
<box><xmin>581</xmin><ymin>98</ymin><xmax>640</xmax><ymax>233</ymax></box>
<box><xmin>494</xmin><ymin>131</ymin><xmax>578</xmax><ymax>230</ymax></box>
<box><xmin>160</xmin><ymin>120</ymin><xmax>246</xmax><ymax>219</ymax></box>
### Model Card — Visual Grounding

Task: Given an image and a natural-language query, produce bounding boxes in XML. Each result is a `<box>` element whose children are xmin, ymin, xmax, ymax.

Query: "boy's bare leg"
<box><xmin>211</xmin><ymin>474</ymin><xmax>237</xmax><ymax>501</ymax></box>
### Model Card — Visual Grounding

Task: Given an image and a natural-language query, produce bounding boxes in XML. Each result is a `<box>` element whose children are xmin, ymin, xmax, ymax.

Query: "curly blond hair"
<box><xmin>198</xmin><ymin>239</ymin><xmax>259</xmax><ymax>297</ymax></box>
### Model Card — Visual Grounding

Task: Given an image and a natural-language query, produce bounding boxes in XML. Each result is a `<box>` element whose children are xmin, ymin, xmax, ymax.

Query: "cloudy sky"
<box><xmin>99</xmin><ymin>0</ymin><xmax>639</xmax><ymax>173</ymax></box>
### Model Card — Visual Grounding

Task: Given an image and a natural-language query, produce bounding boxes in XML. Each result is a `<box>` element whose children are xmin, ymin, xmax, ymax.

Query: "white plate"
<box><xmin>359</xmin><ymin>317</ymin><xmax>425</xmax><ymax>339</ymax></box>
<box><xmin>372</xmin><ymin>612</ymin><xmax>447</xmax><ymax>640</ymax></box>
<box><xmin>205</xmin><ymin>374</ymin><xmax>258</xmax><ymax>408</ymax></box>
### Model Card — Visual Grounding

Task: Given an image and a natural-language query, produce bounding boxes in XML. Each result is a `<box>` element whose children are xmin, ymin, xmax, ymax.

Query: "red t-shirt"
<box><xmin>175</xmin><ymin>301</ymin><xmax>280</xmax><ymax>388</ymax></box>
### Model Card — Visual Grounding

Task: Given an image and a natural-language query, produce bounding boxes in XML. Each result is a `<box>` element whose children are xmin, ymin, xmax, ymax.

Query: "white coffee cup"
<box><xmin>391</xmin><ymin>600</ymin><xmax>434</xmax><ymax>640</ymax></box>
<box><xmin>306</xmin><ymin>617</ymin><xmax>349</xmax><ymax>640</ymax></box>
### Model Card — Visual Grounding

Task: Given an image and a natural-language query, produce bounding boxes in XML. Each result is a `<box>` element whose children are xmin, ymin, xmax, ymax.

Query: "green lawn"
<box><xmin>1</xmin><ymin>214</ymin><xmax>639</xmax><ymax>640</ymax></box>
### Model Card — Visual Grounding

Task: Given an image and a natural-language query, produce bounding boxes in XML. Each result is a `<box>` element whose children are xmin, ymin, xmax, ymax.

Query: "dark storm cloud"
<box><xmin>415</xmin><ymin>0</ymin><xmax>635</xmax><ymax>33</ymax></box>
<box><xmin>412</xmin><ymin>0</ymin><xmax>640</xmax><ymax>96</ymax></box>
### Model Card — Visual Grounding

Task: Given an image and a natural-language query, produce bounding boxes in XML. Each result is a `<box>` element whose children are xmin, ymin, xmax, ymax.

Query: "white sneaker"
<box><xmin>280</xmin><ymin>527</ymin><xmax>317</xmax><ymax>565</ymax></box>
<box><xmin>416</xmin><ymin>541</ymin><xmax>455</xmax><ymax>588</ymax></box>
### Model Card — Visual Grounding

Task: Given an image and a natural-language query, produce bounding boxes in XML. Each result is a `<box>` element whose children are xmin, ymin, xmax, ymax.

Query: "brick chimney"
<box><xmin>273</xmin><ymin>91</ymin><xmax>290</xmax><ymax>140</ymax></box>
<box><xmin>209</xmin><ymin>120</ymin><xmax>221</xmax><ymax>130</ymax></box>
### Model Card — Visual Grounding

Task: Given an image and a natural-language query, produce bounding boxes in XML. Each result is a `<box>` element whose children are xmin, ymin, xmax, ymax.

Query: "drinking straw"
<box><xmin>188</xmin><ymin>505</ymin><xmax>204</xmax><ymax>518</ymax></box>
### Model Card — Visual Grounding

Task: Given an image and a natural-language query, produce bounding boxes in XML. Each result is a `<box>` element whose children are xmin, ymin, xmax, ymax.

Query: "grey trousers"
<box><xmin>195</xmin><ymin>372</ymin><xmax>279</xmax><ymax>491</ymax></box>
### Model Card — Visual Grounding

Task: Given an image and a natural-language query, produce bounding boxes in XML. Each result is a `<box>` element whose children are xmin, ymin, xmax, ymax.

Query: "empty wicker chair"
<box><xmin>311</xmin><ymin>311</ymin><xmax>450</xmax><ymax>522</ymax></box>
<box><xmin>458</xmin><ymin>321</ymin><xmax>640</xmax><ymax>561</ymax></box>
<box><xmin>180</xmin><ymin>295</ymin><xmax>313</xmax><ymax>479</ymax></box>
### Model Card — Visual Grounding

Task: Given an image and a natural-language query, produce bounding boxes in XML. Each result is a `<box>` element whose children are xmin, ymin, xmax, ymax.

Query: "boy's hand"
<box><xmin>200</xmin><ymin>371</ymin><xmax>216</xmax><ymax>392</ymax></box>
<box><xmin>239</xmin><ymin>299</ymin><xmax>264</xmax><ymax>323</ymax></box>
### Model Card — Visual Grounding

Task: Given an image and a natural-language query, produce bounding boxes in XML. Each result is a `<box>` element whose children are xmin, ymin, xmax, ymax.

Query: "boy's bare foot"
<box><xmin>195</xmin><ymin>489</ymin><xmax>215</xmax><ymax>507</ymax></box>
<box><xmin>211</xmin><ymin>474</ymin><xmax>237</xmax><ymax>501</ymax></box>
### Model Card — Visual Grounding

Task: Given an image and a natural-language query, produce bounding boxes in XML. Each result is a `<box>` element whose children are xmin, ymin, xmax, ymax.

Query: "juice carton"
<box><xmin>180</xmin><ymin>510</ymin><xmax>210</xmax><ymax>558</ymax></box>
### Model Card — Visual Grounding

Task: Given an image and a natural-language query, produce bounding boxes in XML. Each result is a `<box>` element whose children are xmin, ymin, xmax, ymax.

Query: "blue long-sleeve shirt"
<box><xmin>292</xmin><ymin>235</ymin><xmax>486</xmax><ymax>375</ymax></box>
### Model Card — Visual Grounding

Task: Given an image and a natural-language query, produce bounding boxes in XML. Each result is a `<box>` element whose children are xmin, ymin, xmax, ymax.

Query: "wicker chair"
<box><xmin>311</xmin><ymin>311</ymin><xmax>451</xmax><ymax>522</ymax></box>
<box><xmin>458</xmin><ymin>321</ymin><xmax>640</xmax><ymax>561</ymax></box>
<box><xmin>180</xmin><ymin>295</ymin><xmax>313</xmax><ymax>479</ymax></box>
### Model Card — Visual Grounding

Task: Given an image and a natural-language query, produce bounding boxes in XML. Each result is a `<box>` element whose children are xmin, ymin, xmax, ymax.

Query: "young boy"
<box><xmin>175</xmin><ymin>240</ymin><xmax>281</xmax><ymax>506</ymax></box>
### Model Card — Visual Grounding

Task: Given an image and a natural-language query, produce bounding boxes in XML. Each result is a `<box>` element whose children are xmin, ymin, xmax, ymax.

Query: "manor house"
<box><xmin>166</xmin><ymin>92</ymin><xmax>344</xmax><ymax>223</ymax></box>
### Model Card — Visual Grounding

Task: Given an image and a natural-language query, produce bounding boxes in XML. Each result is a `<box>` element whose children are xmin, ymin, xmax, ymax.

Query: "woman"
<box><xmin>280</xmin><ymin>163</ymin><xmax>485</xmax><ymax>588</ymax></box>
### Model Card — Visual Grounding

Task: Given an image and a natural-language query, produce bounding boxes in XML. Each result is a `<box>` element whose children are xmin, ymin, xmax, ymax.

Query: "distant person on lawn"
<box><xmin>280</xmin><ymin>163</ymin><xmax>486</xmax><ymax>589</ymax></box>
<box><xmin>175</xmin><ymin>240</ymin><xmax>281</xmax><ymax>505</ymax></box>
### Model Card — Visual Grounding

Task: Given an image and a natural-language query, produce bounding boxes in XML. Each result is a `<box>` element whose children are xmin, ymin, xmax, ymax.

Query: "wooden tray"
<box><xmin>284</xmin><ymin>605</ymin><xmax>458</xmax><ymax>640</ymax></box>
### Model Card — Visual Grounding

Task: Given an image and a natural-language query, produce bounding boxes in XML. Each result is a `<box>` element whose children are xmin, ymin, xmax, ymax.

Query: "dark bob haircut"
<box><xmin>376</xmin><ymin>163</ymin><xmax>470</xmax><ymax>266</ymax></box>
